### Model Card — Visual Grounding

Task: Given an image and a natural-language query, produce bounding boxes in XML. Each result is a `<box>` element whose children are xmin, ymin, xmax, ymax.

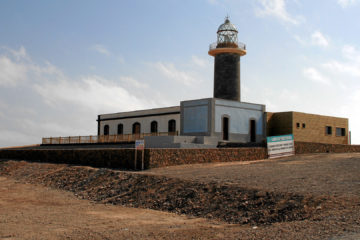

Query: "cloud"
<box><xmin>255</xmin><ymin>0</ymin><xmax>302</xmax><ymax>25</ymax></box>
<box><xmin>294</xmin><ymin>31</ymin><xmax>330</xmax><ymax>48</ymax></box>
<box><xmin>153</xmin><ymin>62</ymin><xmax>198</xmax><ymax>86</ymax></box>
<box><xmin>119</xmin><ymin>76</ymin><xmax>148</xmax><ymax>89</ymax></box>
<box><xmin>337</xmin><ymin>0</ymin><xmax>359</xmax><ymax>8</ymax></box>
<box><xmin>311</xmin><ymin>31</ymin><xmax>330</xmax><ymax>48</ymax></box>
<box><xmin>303</xmin><ymin>67</ymin><xmax>331</xmax><ymax>85</ymax></box>
<box><xmin>207</xmin><ymin>0</ymin><xmax>219</xmax><ymax>5</ymax></box>
<box><xmin>191</xmin><ymin>55</ymin><xmax>209</xmax><ymax>68</ymax></box>
<box><xmin>0</xmin><ymin>46</ymin><xmax>30</xmax><ymax>87</ymax></box>
<box><xmin>90</xmin><ymin>44</ymin><xmax>111</xmax><ymax>56</ymax></box>
<box><xmin>322</xmin><ymin>45</ymin><xmax>360</xmax><ymax>77</ymax></box>
<box><xmin>34</xmin><ymin>76</ymin><xmax>152</xmax><ymax>113</ymax></box>
<box><xmin>0</xmin><ymin>55</ymin><xmax>28</xmax><ymax>87</ymax></box>
<box><xmin>0</xmin><ymin>46</ymin><xmax>162</xmax><ymax>147</ymax></box>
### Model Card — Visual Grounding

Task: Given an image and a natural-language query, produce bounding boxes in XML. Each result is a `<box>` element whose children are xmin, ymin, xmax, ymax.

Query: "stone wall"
<box><xmin>0</xmin><ymin>147</ymin><xmax>267</xmax><ymax>170</ymax></box>
<box><xmin>0</xmin><ymin>149</ymin><xmax>136</xmax><ymax>169</ymax></box>
<box><xmin>145</xmin><ymin>148</ymin><xmax>267</xmax><ymax>169</ymax></box>
<box><xmin>0</xmin><ymin>142</ymin><xmax>359</xmax><ymax>170</ymax></box>
<box><xmin>295</xmin><ymin>141</ymin><xmax>360</xmax><ymax>154</ymax></box>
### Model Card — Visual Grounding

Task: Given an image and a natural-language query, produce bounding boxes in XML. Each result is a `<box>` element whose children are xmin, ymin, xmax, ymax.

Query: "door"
<box><xmin>222</xmin><ymin>117</ymin><xmax>229</xmax><ymax>141</ymax></box>
<box><xmin>250</xmin><ymin>119</ymin><xmax>256</xmax><ymax>142</ymax></box>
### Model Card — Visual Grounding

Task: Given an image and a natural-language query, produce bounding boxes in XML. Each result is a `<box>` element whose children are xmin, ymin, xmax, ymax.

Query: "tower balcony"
<box><xmin>208</xmin><ymin>41</ymin><xmax>247</xmax><ymax>57</ymax></box>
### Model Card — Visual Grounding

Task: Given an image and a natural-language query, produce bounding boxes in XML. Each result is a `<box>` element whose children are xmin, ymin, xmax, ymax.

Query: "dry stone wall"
<box><xmin>0</xmin><ymin>142</ymin><xmax>359</xmax><ymax>170</ymax></box>
<box><xmin>295</xmin><ymin>141</ymin><xmax>360</xmax><ymax>154</ymax></box>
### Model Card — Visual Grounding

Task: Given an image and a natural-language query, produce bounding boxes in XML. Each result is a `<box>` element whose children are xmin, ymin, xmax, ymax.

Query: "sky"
<box><xmin>0</xmin><ymin>0</ymin><xmax>359</xmax><ymax>147</ymax></box>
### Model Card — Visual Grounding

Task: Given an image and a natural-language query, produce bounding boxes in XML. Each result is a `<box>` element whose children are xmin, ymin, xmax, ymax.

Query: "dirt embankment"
<box><xmin>0</xmin><ymin>160</ymin><xmax>325</xmax><ymax>226</ymax></box>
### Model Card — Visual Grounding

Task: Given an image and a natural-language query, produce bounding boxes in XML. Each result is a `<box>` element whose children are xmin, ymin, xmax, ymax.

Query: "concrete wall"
<box><xmin>214</xmin><ymin>99</ymin><xmax>266</xmax><ymax>143</ymax></box>
<box><xmin>180</xmin><ymin>98</ymin><xmax>266</xmax><ymax>143</ymax></box>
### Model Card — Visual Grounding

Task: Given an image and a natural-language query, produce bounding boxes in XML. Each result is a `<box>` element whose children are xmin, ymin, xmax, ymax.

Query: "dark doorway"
<box><xmin>250</xmin><ymin>119</ymin><xmax>256</xmax><ymax>142</ymax></box>
<box><xmin>117</xmin><ymin>124</ymin><xmax>123</xmax><ymax>135</ymax></box>
<box><xmin>168</xmin><ymin>120</ymin><xmax>176</xmax><ymax>133</ymax></box>
<box><xmin>104</xmin><ymin>125</ymin><xmax>109</xmax><ymax>135</ymax></box>
<box><xmin>222</xmin><ymin>117</ymin><xmax>229</xmax><ymax>141</ymax></box>
<box><xmin>151</xmin><ymin>121</ymin><xmax>158</xmax><ymax>134</ymax></box>
<box><xmin>132</xmin><ymin>122</ymin><xmax>141</xmax><ymax>134</ymax></box>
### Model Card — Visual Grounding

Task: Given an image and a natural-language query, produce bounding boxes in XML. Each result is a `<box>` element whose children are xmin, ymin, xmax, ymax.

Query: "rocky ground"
<box><xmin>0</xmin><ymin>153</ymin><xmax>360</xmax><ymax>239</ymax></box>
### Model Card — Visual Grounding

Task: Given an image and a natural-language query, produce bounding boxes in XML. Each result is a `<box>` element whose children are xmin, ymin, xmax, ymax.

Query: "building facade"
<box><xmin>95</xmin><ymin>18</ymin><xmax>349</xmax><ymax>147</ymax></box>
<box><xmin>267</xmin><ymin>111</ymin><xmax>349</xmax><ymax>144</ymax></box>
<box><xmin>98</xmin><ymin>106</ymin><xmax>180</xmax><ymax>136</ymax></box>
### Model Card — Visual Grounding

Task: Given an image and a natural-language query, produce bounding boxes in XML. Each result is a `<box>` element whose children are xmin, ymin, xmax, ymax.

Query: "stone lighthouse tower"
<box><xmin>208</xmin><ymin>17</ymin><xmax>246</xmax><ymax>102</ymax></box>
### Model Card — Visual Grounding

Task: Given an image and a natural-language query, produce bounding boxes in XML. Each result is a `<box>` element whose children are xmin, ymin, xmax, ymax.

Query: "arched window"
<box><xmin>168</xmin><ymin>119</ymin><xmax>176</xmax><ymax>133</ymax></box>
<box><xmin>117</xmin><ymin>124</ymin><xmax>123</xmax><ymax>135</ymax></box>
<box><xmin>151</xmin><ymin>121</ymin><xmax>158</xmax><ymax>133</ymax></box>
<box><xmin>104</xmin><ymin>125</ymin><xmax>109</xmax><ymax>136</ymax></box>
<box><xmin>132</xmin><ymin>122</ymin><xmax>141</xmax><ymax>134</ymax></box>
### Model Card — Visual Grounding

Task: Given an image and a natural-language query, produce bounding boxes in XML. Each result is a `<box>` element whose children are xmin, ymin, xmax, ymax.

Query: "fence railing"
<box><xmin>209</xmin><ymin>41</ymin><xmax>246</xmax><ymax>51</ymax></box>
<box><xmin>42</xmin><ymin>131</ymin><xmax>178</xmax><ymax>145</ymax></box>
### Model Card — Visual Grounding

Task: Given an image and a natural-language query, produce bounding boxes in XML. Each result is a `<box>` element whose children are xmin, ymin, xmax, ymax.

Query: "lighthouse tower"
<box><xmin>208</xmin><ymin>17</ymin><xmax>246</xmax><ymax>102</ymax></box>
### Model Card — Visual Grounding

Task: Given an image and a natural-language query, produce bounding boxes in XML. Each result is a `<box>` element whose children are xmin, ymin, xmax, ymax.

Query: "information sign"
<box><xmin>267</xmin><ymin>134</ymin><xmax>295</xmax><ymax>158</ymax></box>
<box><xmin>135</xmin><ymin>140</ymin><xmax>144</xmax><ymax>150</ymax></box>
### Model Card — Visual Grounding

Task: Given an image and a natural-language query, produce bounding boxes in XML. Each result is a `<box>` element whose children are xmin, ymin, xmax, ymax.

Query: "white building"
<box><xmin>97</xmin><ymin>18</ymin><xmax>266</xmax><ymax>148</ymax></box>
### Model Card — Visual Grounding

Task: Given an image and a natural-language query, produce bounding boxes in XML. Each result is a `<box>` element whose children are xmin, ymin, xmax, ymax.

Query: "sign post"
<box><xmin>267</xmin><ymin>134</ymin><xmax>295</xmax><ymax>158</ymax></box>
<box><xmin>135</xmin><ymin>140</ymin><xmax>145</xmax><ymax>170</ymax></box>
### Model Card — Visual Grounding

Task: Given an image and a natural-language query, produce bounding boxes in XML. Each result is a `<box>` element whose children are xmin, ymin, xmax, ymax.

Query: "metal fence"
<box><xmin>42</xmin><ymin>131</ymin><xmax>178</xmax><ymax>145</ymax></box>
<box><xmin>209</xmin><ymin>41</ymin><xmax>246</xmax><ymax>51</ymax></box>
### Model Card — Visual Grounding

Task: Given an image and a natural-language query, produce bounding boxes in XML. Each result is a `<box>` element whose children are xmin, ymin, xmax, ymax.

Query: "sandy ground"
<box><xmin>1</xmin><ymin>153</ymin><xmax>360</xmax><ymax>239</ymax></box>
<box><xmin>0</xmin><ymin>176</ymin><xmax>248</xmax><ymax>240</ymax></box>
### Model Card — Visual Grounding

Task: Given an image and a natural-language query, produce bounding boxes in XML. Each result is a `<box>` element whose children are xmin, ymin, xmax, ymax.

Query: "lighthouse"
<box><xmin>208</xmin><ymin>17</ymin><xmax>246</xmax><ymax>102</ymax></box>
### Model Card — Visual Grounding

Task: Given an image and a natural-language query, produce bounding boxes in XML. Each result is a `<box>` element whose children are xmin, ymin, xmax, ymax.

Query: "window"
<box><xmin>104</xmin><ymin>125</ymin><xmax>109</xmax><ymax>135</ymax></box>
<box><xmin>151</xmin><ymin>121</ymin><xmax>158</xmax><ymax>133</ymax></box>
<box><xmin>336</xmin><ymin>127</ymin><xmax>346</xmax><ymax>137</ymax></box>
<box><xmin>132</xmin><ymin>122</ymin><xmax>141</xmax><ymax>134</ymax></box>
<box><xmin>325</xmin><ymin>126</ymin><xmax>332</xmax><ymax>135</ymax></box>
<box><xmin>296</xmin><ymin>123</ymin><xmax>300</xmax><ymax>128</ymax></box>
<box><xmin>168</xmin><ymin>119</ymin><xmax>176</xmax><ymax>133</ymax></box>
<box><xmin>117</xmin><ymin>124</ymin><xmax>123</xmax><ymax>135</ymax></box>
<box><xmin>302</xmin><ymin>123</ymin><xmax>306</xmax><ymax>129</ymax></box>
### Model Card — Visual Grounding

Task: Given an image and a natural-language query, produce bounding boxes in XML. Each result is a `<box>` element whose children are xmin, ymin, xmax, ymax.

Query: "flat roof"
<box><xmin>98</xmin><ymin>106</ymin><xmax>180</xmax><ymax>121</ymax></box>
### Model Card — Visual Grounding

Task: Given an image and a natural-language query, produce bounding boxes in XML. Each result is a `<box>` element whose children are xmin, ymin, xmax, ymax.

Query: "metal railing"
<box><xmin>42</xmin><ymin>131</ymin><xmax>178</xmax><ymax>145</ymax></box>
<box><xmin>209</xmin><ymin>41</ymin><xmax>246</xmax><ymax>51</ymax></box>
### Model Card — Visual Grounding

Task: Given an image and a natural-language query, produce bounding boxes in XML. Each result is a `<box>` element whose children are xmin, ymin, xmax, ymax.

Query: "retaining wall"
<box><xmin>0</xmin><ymin>147</ymin><xmax>266</xmax><ymax>170</ymax></box>
<box><xmin>0</xmin><ymin>142</ymin><xmax>359</xmax><ymax>170</ymax></box>
<box><xmin>295</xmin><ymin>141</ymin><xmax>360</xmax><ymax>154</ymax></box>
<box><xmin>146</xmin><ymin>148</ymin><xmax>267</xmax><ymax>168</ymax></box>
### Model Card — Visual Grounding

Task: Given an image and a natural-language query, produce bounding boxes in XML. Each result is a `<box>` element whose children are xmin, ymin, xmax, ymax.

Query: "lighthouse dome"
<box><xmin>216</xmin><ymin>17</ymin><xmax>238</xmax><ymax>48</ymax></box>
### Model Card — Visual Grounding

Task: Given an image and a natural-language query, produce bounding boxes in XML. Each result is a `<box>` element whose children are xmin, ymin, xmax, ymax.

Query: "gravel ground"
<box><xmin>1</xmin><ymin>153</ymin><xmax>360</xmax><ymax>239</ymax></box>
<box><xmin>146</xmin><ymin>153</ymin><xmax>360</xmax><ymax>197</ymax></box>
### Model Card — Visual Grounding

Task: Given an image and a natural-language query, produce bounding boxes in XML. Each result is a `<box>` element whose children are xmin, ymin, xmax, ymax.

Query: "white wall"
<box><xmin>214</xmin><ymin>106</ymin><xmax>264</xmax><ymax>134</ymax></box>
<box><xmin>214</xmin><ymin>99</ymin><xmax>264</xmax><ymax>135</ymax></box>
<box><xmin>99</xmin><ymin>114</ymin><xmax>180</xmax><ymax>135</ymax></box>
